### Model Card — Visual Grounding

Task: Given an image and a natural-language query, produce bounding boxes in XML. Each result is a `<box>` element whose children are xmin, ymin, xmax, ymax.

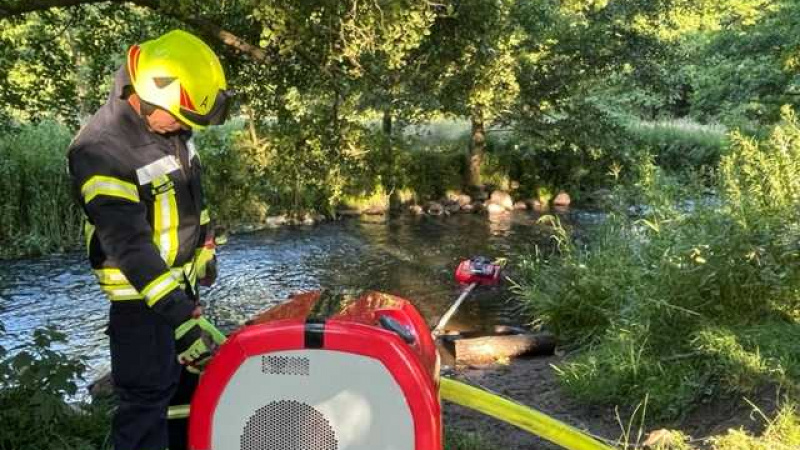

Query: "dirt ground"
<box><xmin>442</xmin><ymin>355</ymin><xmax>781</xmax><ymax>449</ymax></box>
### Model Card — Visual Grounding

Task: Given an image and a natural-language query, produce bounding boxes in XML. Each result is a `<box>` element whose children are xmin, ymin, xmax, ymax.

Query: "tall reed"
<box><xmin>0</xmin><ymin>122</ymin><xmax>83</xmax><ymax>258</ymax></box>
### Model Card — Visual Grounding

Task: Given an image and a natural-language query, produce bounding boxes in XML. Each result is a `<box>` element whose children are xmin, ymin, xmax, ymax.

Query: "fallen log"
<box><xmin>454</xmin><ymin>332</ymin><xmax>556</xmax><ymax>365</ymax></box>
<box><xmin>492</xmin><ymin>324</ymin><xmax>531</xmax><ymax>336</ymax></box>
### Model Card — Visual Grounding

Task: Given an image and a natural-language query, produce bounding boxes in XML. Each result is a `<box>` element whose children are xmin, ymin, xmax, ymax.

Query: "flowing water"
<box><xmin>0</xmin><ymin>211</ymin><xmax>601</xmax><ymax>388</ymax></box>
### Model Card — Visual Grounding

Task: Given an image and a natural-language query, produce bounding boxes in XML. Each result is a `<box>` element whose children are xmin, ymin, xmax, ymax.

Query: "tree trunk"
<box><xmin>246</xmin><ymin>105</ymin><xmax>259</xmax><ymax>144</ymax></box>
<box><xmin>383</xmin><ymin>109</ymin><xmax>401</xmax><ymax>211</ymax></box>
<box><xmin>468</xmin><ymin>109</ymin><xmax>486</xmax><ymax>189</ymax></box>
<box><xmin>382</xmin><ymin>109</ymin><xmax>392</xmax><ymax>137</ymax></box>
<box><xmin>454</xmin><ymin>332</ymin><xmax>556</xmax><ymax>365</ymax></box>
<box><xmin>65</xmin><ymin>28</ymin><xmax>89</xmax><ymax>125</ymax></box>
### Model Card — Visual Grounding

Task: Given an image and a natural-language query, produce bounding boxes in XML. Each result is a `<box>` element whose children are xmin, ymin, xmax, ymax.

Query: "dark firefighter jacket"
<box><xmin>67</xmin><ymin>66</ymin><xmax>214</xmax><ymax>313</ymax></box>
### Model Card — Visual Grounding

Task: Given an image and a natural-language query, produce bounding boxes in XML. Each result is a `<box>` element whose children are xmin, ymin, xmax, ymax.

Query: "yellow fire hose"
<box><xmin>169</xmin><ymin>377</ymin><xmax>615</xmax><ymax>450</ymax></box>
<box><xmin>439</xmin><ymin>377</ymin><xmax>616</xmax><ymax>450</ymax></box>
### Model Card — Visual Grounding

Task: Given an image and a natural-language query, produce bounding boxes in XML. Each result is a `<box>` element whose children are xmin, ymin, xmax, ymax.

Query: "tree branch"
<box><xmin>0</xmin><ymin>0</ymin><xmax>268</xmax><ymax>62</ymax></box>
<box><xmin>128</xmin><ymin>0</ymin><xmax>267</xmax><ymax>61</ymax></box>
<box><xmin>0</xmin><ymin>0</ymin><xmax>108</xmax><ymax>16</ymax></box>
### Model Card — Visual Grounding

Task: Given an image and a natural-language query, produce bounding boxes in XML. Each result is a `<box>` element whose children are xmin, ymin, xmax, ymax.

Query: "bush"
<box><xmin>0</xmin><ymin>324</ymin><xmax>111</xmax><ymax>449</ymax></box>
<box><xmin>498</xmin><ymin>99</ymin><xmax>652</xmax><ymax>199</ymax></box>
<box><xmin>516</xmin><ymin>109</ymin><xmax>800</xmax><ymax>419</ymax></box>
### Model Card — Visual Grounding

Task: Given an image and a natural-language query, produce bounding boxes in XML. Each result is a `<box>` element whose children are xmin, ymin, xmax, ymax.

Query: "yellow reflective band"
<box><xmin>81</xmin><ymin>175</ymin><xmax>139</xmax><ymax>204</ymax></box>
<box><xmin>142</xmin><ymin>271</ymin><xmax>179</xmax><ymax>307</ymax></box>
<box><xmin>100</xmin><ymin>285</ymin><xmax>143</xmax><ymax>301</ymax></box>
<box><xmin>84</xmin><ymin>221</ymin><xmax>95</xmax><ymax>255</ymax></box>
<box><xmin>194</xmin><ymin>246</ymin><xmax>215</xmax><ymax>280</ymax></box>
<box><xmin>94</xmin><ymin>268</ymin><xmax>130</xmax><ymax>285</ymax></box>
<box><xmin>182</xmin><ymin>261</ymin><xmax>197</xmax><ymax>289</ymax></box>
<box><xmin>153</xmin><ymin>176</ymin><xmax>179</xmax><ymax>266</ymax></box>
<box><xmin>200</xmin><ymin>209</ymin><xmax>210</xmax><ymax>225</ymax></box>
<box><xmin>94</xmin><ymin>269</ymin><xmax>142</xmax><ymax>301</ymax></box>
<box><xmin>93</xmin><ymin>263</ymin><xmax>194</xmax><ymax>302</ymax></box>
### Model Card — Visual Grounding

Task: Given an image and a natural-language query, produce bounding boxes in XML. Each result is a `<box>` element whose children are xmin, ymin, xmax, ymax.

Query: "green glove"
<box><xmin>175</xmin><ymin>317</ymin><xmax>226</xmax><ymax>374</ymax></box>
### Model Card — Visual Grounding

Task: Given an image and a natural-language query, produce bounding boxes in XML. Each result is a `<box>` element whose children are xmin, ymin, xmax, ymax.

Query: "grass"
<box><xmin>636</xmin><ymin>403</ymin><xmax>800</xmax><ymax>450</ymax></box>
<box><xmin>627</xmin><ymin>118</ymin><xmax>729</xmax><ymax>173</ymax></box>
<box><xmin>709</xmin><ymin>403</ymin><xmax>800</xmax><ymax>450</ymax></box>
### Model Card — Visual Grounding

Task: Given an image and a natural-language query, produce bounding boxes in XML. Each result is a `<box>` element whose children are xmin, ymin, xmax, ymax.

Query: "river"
<box><xmin>0</xmin><ymin>211</ymin><xmax>601</xmax><ymax>388</ymax></box>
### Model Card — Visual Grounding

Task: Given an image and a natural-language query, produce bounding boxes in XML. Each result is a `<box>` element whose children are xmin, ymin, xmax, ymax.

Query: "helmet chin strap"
<box><xmin>139</xmin><ymin>98</ymin><xmax>158</xmax><ymax>119</ymax></box>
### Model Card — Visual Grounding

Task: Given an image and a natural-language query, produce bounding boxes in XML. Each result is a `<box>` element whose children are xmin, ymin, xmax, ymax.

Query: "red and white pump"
<box><xmin>187</xmin><ymin>257</ymin><xmax>502</xmax><ymax>450</ymax></box>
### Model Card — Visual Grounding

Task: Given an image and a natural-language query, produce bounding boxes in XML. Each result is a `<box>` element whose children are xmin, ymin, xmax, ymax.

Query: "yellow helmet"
<box><xmin>127</xmin><ymin>30</ymin><xmax>232</xmax><ymax>129</ymax></box>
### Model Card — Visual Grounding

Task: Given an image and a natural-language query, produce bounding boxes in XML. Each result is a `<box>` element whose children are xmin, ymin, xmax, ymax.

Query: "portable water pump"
<box><xmin>188</xmin><ymin>290</ymin><xmax>443</xmax><ymax>450</ymax></box>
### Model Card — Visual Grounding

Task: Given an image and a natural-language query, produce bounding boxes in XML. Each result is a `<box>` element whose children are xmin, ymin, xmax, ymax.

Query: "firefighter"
<box><xmin>67</xmin><ymin>30</ymin><xmax>232</xmax><ymax>450</ymax></box>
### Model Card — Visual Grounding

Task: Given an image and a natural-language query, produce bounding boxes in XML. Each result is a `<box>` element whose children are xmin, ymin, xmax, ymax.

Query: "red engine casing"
<box><xmin>454</xmin><ymin>259</ymin><xmax>501</xmax><ymax>286</ymax></box>
<box><xmin>188</xmin><ymin>291</ymin><xmax>442</xmax><ymax>450</ymax></box>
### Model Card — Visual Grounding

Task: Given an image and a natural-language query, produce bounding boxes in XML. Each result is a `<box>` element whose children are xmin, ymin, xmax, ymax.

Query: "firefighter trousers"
<box><xmin>108</xmin><ymin>302</ymin><xmax>198</xmax><ymax>450</ymax></box>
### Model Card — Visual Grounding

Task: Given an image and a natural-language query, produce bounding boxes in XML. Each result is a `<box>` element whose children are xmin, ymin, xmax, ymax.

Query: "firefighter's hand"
<box><xmin>175</xmin><ymin>316</ymin><xmax>226</xmax><ymax>374</ymax></box>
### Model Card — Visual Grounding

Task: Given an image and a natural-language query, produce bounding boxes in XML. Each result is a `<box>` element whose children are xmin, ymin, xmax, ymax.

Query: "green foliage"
<box><xmin>197</xmin><ymin>118</ymin><xmax>467</xmax><ymax>219</ymax></box>
<box><xmin>686</xmin><ymin>1</ymin><xmax>800</xmax><ymax>128</ymax></box>
<box><xmin>0</xmin><ymin>121</ymin><xmax>83</xmax><ymax>258</ymax></box>
<box><xmin>516</xmin><ymin>112</ymin><xmax>800</xmax><ymax>419</ymax></box>
<box><xmin>0</xmin><ymin>5</ymin><xmax>171</xmax><ymax>126</ymax></box>
<box><xmin>493</xmin><ymin>102</ymin><xmax>649</xmax><ymax>195</ymax></box>
<box><xmin>398</xmin><ymin>138</ymin><xmax>466</xmax><ymax>201</ymax></box>
<box><xmin>0</xmin><ymin>325</ymin><xmax>111</xmax><ymax>450</ymax></box>
<box><xmin>194</xmin><ymin>119</ymin><xmax>273</xmax><ymax>225</ymax></box>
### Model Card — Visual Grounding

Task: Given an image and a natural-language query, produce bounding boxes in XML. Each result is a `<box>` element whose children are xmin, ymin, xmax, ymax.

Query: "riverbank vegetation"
<box><xmin>517</xmin><ymin>110</ymin><xmax>800</xmax><ymax>429</ymax></box>
<box><xmin>0</xmin><ymin>117</ymin><xmax>726</xmax><ymax>258</ymax></box>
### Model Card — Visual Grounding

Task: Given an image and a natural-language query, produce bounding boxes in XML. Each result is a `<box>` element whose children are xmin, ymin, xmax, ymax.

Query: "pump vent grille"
<box><xmin>240</xmin><ymin>400</ymin><xmax>338</xmax><ymax>450</ymax></box>
<box><xmin>261</xmin><ymin>355</ymin><xmax>310</xmax><ymax>376</ymax></box>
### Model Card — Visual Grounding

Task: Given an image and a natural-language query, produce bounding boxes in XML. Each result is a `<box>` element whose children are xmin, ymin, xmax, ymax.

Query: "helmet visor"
<box><xmin>180</xmin><ymin>89</ymin><xmax>234</xmax><ymax>127</ymax></box>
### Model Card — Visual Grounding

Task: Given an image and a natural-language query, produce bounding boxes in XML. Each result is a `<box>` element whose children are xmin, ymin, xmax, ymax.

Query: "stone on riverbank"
<box><xmin>426</xmin><ymin>202</ymin><xmax>445</xmax><ymax>216</ymax></box>
<box><xmin>363</xmin><ymin>205</ymin><xmax>388</xmax><ymax>215</ymax></box>
<box><xmin>489</xmin><ymin>191</ymin><xmax>514</xmax><ymax>210</ymax></box>
<box><xmin>486</xmin><ymin>202</ymin><xmax>507</xmax><ymax>215</ymax></box>
<box><xmin>553</xmin><ymin>191</ymin><xmax>571</xmax><ymax>207</ymax></box>
<box><xmin>444</xmin><ymin>202</ymin><xmax>462</xmax><ymax>213</ymax></box>
<box><xmin>456</xmin><ymin>194</ymin><xmax>472</xmax><ymax>207</ymax></box>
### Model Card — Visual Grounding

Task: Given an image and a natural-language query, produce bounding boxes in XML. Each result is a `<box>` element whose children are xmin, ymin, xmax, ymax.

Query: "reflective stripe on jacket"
<box><xmin>68</xmin><ymin>66</ymin><xmax>213</xmax><ymax>306</ymax></box>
